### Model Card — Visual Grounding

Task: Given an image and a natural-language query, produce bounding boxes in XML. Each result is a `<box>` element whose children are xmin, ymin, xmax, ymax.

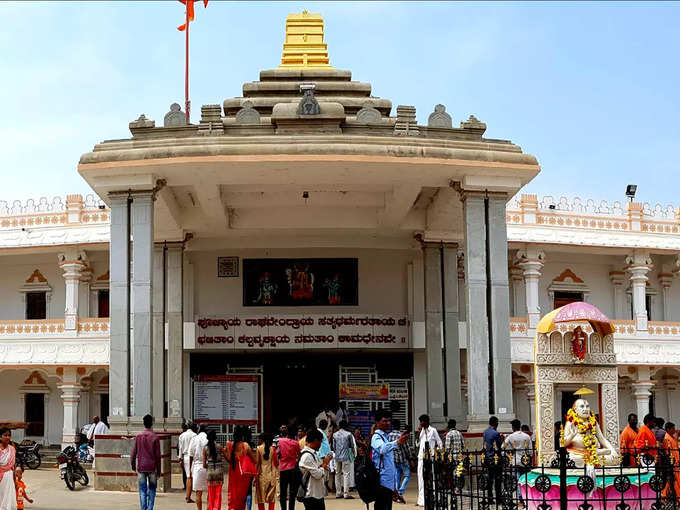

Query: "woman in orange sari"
<box><xmin>225</xmin><ymin>426</ymin><xmax>258</xmax><ymax>510</ymax></box>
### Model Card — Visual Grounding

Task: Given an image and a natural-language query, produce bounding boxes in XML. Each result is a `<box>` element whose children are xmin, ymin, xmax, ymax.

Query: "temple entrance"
<box><xmin>268</xmin><ymin>357</ymin><xmax>338</xmax><ymax>429</ymax></box>
<box><xmin>190</xmin><ymin>352</ymin><xmax>413</xmax><ymax>432</ymax></box>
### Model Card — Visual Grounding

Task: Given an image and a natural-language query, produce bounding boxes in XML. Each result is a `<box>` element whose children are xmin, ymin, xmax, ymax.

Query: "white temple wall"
<box><xmin>618</xmin><ymin>386</ymin><xmax>636</xmax><ymax>424</ymax></box>
<box><xmin>190</xmin><ymin>247</ymin><xmax>416</xmax><ymax>317</ymax></box>
<box><xmin>0</xmin><ymin>253</ymin><xmax>65</xmax><ymax>320</ymax></box>
<box><xmin>0</xmin><ymin>369</ymin><xmax>63</xmax><ymax>446</ymax></box>
<box><xmin>513</xmin><ymin>390</ymin><xmax>532</xmax><ymax>427</ymax></box>
<box><xmin>538</xmin><ymin>253</ymin><xmax>617</xmax><ymax>318</ymax></box>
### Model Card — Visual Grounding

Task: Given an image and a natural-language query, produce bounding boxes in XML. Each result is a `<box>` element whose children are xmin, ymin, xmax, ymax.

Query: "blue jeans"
<box><xmin>395</xmin><ymin>462</ymin><xmax>411</xmax><ymax>496</ymax></box>
<box><xmin>138</xmin><ymin>472</ymin><xmax>157</xmax><ymax>510</ymax></box>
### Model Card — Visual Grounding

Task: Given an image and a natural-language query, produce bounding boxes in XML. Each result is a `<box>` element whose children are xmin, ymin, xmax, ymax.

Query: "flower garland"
<box><xmin>566</xmin><ymin>408</ymin><xmax>602</xmax><ymax>467</ymax></box>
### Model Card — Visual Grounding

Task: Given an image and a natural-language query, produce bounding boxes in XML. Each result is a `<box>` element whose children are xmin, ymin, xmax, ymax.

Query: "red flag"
<box><xmin>178</xmin><ymin>0</ymin><xmax>208</xmax><ymax>31</ymax></box>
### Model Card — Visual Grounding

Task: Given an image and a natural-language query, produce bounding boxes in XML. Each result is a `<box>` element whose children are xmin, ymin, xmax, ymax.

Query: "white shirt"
<box><xmin>418</xmin><ymin>426</ymin><xmax>442</xmax><ymax>459</ymax></box>
<box><xmin>189</xmin><ymin>432</ymin><xmax>208</xmax><ymax>466</ymax></box>
<box><xmin>299</xmin><ymin>446</ymin><xmax>327</xmax><ymax>499</ymax></box>
<box><xmin>87</xmin><ymin>421</ymin><xmax>109</xmax><ymax>442</ymax></box>
<box><xmin>179</xmin><ymin>429</ymin><xmax>197</xmax><ymax>459</ymax></box>
<box><xmin>502</xmin><ymin>431</ymin><xmax>533</xmax><ymax>466</ymax></box>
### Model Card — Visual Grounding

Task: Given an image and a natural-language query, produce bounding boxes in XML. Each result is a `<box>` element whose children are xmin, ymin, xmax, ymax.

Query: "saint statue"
<box><xmin>563</xmin><ymin>399</ymin><xmax>618</xmax><ymax>467</ymax></box>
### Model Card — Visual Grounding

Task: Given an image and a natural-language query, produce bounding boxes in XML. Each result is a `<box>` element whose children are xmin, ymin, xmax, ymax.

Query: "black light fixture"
<box><xmin>625</xmin><ymin>184</ymin><xmax>637</xmax><ymax>202</ymax></box>
<box><xmin>548</xmin><ymin>204</ymin><xmax>556</xmax><ymax>210</ymax></box>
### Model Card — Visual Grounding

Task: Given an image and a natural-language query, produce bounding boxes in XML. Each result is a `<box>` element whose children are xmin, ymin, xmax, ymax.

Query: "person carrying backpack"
<box><xmin>371</xmin><ymin>409</ymin><xmax>410</xmax><ymax>510</ymax></box>
<box><xmin>298</xmin><ymin>429</ymin><xmax>332</xmax><ymax>510</ymax></box>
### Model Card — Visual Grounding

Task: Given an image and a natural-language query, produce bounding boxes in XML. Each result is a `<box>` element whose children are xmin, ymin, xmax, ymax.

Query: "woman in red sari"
<box><xmin>225</xmin><ymin>426</ymin><xmax>258</xmax><ymax>510</ymax></box>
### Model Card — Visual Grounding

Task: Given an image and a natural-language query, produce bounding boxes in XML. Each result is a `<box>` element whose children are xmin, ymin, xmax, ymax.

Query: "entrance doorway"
<box><xmin>25</xmin><ymin>393</ymin><xmax>45</xmax><ymax>437</ymax></box>
<box><xmin>560</xmin><ymin>392</ymin><xmax>578</xmax><ymax>424</ymax></box>
<box><xmin>100</xmin><ymin>394</ymin><xmax>109</xmax><ymax>426</ymax></box>
<box><xmin>269</xmin><ymin>357</ymin><xmax>338</xmax><ymax>429</ymax></box>
<box><xmin>190</xmin><ymin>352</ymin><xmax>414</xmax><ymax>432</ymax></box>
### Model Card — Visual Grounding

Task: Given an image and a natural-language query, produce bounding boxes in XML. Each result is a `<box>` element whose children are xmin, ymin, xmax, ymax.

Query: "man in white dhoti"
<box><xmin>416</xmin><ymin>414</ymin><xmax>442</xmax><ymax>507</ymax></box>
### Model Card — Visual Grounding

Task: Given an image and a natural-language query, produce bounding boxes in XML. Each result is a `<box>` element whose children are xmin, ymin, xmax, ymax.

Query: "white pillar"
<box><xmin>487</xmin><ymin>194</ymin><xmax>514</xmax><ymax>417</ymax></box>
<box><xmin>626</xmin><ymin>251</ymin><xmax>652</xmax><ymax>331</ymax></box>
<box><xmin>461</xmin><ymin>191</ymin><xmax>490</xmax><ymax>421</ymax></box>
<box><xmin>166</xmin><ymin>243</ymin><xmax>184</xmax><ymax>422</ymax></box>
<box><xmin>108</xmin><ymin>193</ymin><xmax>130</xmax><ymax>426</ymax></box>
<box><xmin>516</xmin><ymin>245</ymin><xmax>545</xmax><ymax>329</ymax></box>
<box><xmin>659</xmin><ymin>273</ymin><xmax>673</xmax><ymax>322</ymax></box>
<box><xmin>667</xmin><ymin>385</ymin><xmax>676</xmax><ymax>421</ymax></box>
<box><xmin>510</xmin><ymin>266</ymin><xmax>525</xmax><ymax>317</ymax></box>
<box><xmin>78</xmin><ymin>268</ymin><xmax>92</xmax><ymax>318</ymax></box>
<box><xmin>131</xmin><ymin>191</ymin><xmax>155</xmax><ymax>417</ymax></box>
<box><xmin>152</xmin><ymin>245</ymin><xmax>165</xmax><ymax>419</ymax></box>
<box><xmin>632</xmin><ymin>381</ymin><xmax>654</xmax><ymax>420</ymax></box>
<box><xmin>443</xmin><ymin>244</ymin><xmax>463</xmax><ymax>423</ymax></box>
<box><xmin>423</xmin><ymin>243</ymin><xmax>445</xmax><ymax>424</ymax></box>
<box><xmin>609</xmin><ymin>271</ymin><xmax>626</xmax><ymax>320</ymax></box>
<box><xmin>58</xmin><ymin>250</ymin><xmax>88</xmax><ymax>331</ymax></box>
<box><xmin>59</xmin><ymin>368</ymin><xmax>81</xmax><ymax>449</ymax></box>
<box><xmin>43</xmin><ymin>394</ymin><xmax>50</xmax><ymax>446</ymax></box>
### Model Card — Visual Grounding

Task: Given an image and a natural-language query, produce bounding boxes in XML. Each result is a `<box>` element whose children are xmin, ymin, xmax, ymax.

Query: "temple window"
<box><xmin>25</xmin><ymin>292</ymin><xmax>47</xmax><ymax>320</ymax></box>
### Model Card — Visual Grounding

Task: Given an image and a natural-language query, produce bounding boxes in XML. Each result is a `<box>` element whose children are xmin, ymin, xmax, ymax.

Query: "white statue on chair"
<box><xmin>563</xmin><ymin>399</ymin><xmax>618</xmax><ymax>468</ymax></box>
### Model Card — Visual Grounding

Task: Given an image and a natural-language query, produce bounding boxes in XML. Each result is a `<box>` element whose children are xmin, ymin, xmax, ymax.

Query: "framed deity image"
<box><xmin>217</xmin><ymin>256</ymin><xmax>240</xmax><ymax>277</ymax></box>
<box><xmin>242</xmin><ymin>258</ymin><xmax>358</xmax><ymax>306</ymax></box>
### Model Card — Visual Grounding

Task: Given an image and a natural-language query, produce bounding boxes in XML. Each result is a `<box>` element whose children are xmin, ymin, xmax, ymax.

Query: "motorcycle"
<box><xmin>17</xmin><ymin>440</ymin><xmax>41</xmax><ymax>470</ymax></box>
<box><xmin>57</xmin><ymin>445</ymin><xmax>89</xmax><ymax>490</ymax></box>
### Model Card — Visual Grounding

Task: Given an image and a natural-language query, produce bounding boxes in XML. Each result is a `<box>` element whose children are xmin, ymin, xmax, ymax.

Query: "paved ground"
<box><xmin>19</xmin><ymin>467</ymin><xmax>419</xmax><ymax>510</ymax></box>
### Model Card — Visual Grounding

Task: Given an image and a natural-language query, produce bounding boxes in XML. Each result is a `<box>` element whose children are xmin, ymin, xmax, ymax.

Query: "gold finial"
<box><xmin>279</xmin><ymin>12</ymin><xmax>333</xmax><ymax>69</ymax></box>
<box><xmin>559</xmin><ymin>424</ymin><xmax>565</xmax><ymax>447</ymax></box>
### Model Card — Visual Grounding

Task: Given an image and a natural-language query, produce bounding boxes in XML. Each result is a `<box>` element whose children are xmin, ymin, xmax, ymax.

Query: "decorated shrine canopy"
<box><xmin>536</xmin><ymin>301</ymin><xmax>614</xmax><ymax>337</ymax></box>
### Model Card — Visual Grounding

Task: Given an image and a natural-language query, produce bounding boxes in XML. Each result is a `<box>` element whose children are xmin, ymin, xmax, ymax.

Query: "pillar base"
<box><xmin>163</xmin><ymin>416</ymin><xmax>184</xmax><ymax>432</ymax></box>
<box><xmin>94</xmin><ymin>432</ymin><xmax>172</xmax><ymax>492</ymax></box>
<box><xmin>107</xmin><ymin>415</ymin><xmax>130</xmax><ymax>434</ymax></box>
<box><xmin>466</xmin><ymin>413</ymin><xmax>516</xmax><ymax>433</ymax></box>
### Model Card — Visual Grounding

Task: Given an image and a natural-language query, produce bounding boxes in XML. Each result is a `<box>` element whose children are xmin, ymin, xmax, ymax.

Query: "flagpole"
<box><xmin>185</xmin><ymin>3</ymin><xmax>190</xmax><ymax>122</ymax></box>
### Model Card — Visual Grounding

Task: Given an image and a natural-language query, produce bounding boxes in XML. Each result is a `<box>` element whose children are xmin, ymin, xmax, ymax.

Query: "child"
<box><xmin>15</xmin><ymin>467</ymin><xmax>33</xmax><ymax>509</ymax></box>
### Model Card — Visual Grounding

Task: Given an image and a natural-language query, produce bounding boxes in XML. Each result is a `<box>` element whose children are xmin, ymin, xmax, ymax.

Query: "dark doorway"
<box><xmin>269</xmin><ymin>358</ymin><xmax>338</xmax><ymax>429</ymax></box>
<box><xmin>25</xmin><ymin>393</ymin><xmax>45</xmax><ymax>437</ymax></box>
<box><xmin>100</xmin><ymin>394</ymin><xmax>110</xmax><ymax>425</ymax></box>
<box><xmin>560</xmin><ymin>391</ymin><xmax>578</xmax><ymax>424</ymax></box>
<box><xmin>26</xmin><ymin>292</ymin><xmax>47</xmax><ymax>320</ymax></box>
<box><xmin>98</xmin><ymin>290</ymin><xmax>110</xmax><ymax>318</ymax></box>
<box><xmin>553</xmin><ymin>291</ymin><xmax>583</xmax><ymax>309</ymax></box>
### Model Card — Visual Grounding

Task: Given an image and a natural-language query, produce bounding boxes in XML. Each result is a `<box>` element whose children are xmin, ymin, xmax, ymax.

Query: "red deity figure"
<box><xmin>571</xmin><ymin>325</ymin><xmax>587</xmax><ymax>362</ymax></box>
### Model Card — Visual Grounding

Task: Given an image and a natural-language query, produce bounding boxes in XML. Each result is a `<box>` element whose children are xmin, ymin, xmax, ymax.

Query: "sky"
<box><xmin>1</xmin><ymin>1</ymin><xmax>679</xmax><ymax>208</ymax></box>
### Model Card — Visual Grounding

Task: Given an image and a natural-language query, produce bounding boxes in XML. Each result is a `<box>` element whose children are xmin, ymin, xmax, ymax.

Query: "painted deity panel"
<box><xmin>243</xmin><ymin>258</ymin><xmax>358</xmax><ymax>307</ymax></box>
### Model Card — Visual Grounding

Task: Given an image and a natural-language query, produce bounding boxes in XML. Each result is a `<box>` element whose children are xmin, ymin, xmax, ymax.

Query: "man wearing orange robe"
<box><xmin>662</xmin><ymin>422</ymin><xmax>680</xmax><ymax>499</ymax></box>
<box><xmin>635</xmin><ymin>413</ymin><xmax>658</xmax><ymax>459</ymax></box>
<box><xmin>620</xmin><ymin>413</ymin><xmax>639</xmax><ymax>467</ymax></box>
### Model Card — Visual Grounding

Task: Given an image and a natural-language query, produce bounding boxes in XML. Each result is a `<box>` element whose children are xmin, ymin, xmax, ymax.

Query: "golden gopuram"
<box><xmin>278</xmin><ymin>11</ymin><xmax>332</xmax><ymax>68</ymax></box>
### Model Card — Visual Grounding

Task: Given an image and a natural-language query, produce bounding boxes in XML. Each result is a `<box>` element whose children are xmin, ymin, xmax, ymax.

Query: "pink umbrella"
<box><xmin>552</xmin><ymin>301</ymin><xmax>614</xmax><ymax>336</ymax></box>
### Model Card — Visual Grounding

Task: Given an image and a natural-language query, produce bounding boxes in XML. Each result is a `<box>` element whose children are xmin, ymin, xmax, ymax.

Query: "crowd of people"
<box><xmin>619</xmin><ymin>412</ymin><xmax>680</xmax><ymax>463</ymax></box>
<box><xmin>0</xmin><ymin>408</ymin><xmax>538</xmax><ymax>510</ymax></box>
<box><xmin>173</xmin><ymin>406</ymin><xmax>469</xmax><ymax>510</ymax></box>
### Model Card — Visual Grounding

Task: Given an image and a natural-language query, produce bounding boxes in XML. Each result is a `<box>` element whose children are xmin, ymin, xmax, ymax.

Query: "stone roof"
<box><xmin>81</xmin><ymin>12</ymin><xmax>537</xmax><ymax>170</ymax></box>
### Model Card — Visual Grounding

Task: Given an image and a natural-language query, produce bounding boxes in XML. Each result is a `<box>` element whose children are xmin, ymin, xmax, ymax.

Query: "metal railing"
<box><xmin>423</xmin><ymin>444</ymin><xmax>680</xmax><ymax>510</ymax></box>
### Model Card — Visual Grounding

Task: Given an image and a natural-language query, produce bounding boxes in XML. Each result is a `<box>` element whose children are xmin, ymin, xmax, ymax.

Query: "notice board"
<box><xmin>193</xmin><ymin>375</ymin><xmax>260</xmax><ymax>424</ymax></box>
